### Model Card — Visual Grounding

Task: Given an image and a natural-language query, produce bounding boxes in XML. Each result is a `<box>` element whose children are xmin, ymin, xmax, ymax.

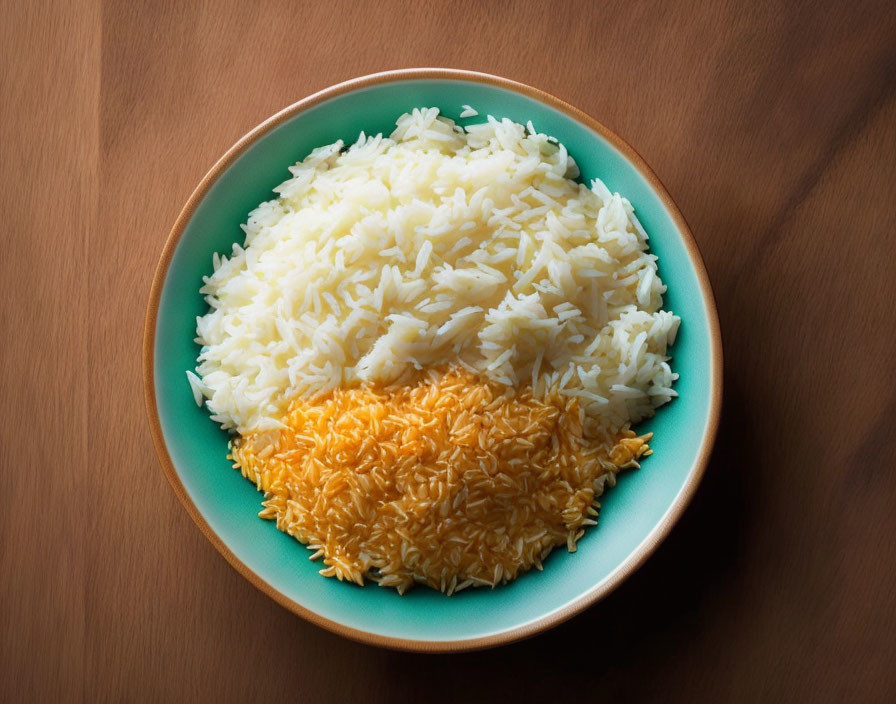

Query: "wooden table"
<box><xmin>3</xmin><ymin>0</ymin><xmax>895</xmax><ymax>700</ymax></box>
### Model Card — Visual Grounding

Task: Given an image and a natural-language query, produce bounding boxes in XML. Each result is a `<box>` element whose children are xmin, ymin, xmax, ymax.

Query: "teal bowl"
<box><xmin>144</xmin><ymin>69</ymin><xmax>722</xmax><ymax>651</ymax></box>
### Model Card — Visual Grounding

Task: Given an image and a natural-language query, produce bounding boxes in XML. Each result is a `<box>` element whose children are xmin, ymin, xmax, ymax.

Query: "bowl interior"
<box><xmin>151</xmin><ymin>77</ymin><xmax>717</xmax><ymax>646</ymax></box>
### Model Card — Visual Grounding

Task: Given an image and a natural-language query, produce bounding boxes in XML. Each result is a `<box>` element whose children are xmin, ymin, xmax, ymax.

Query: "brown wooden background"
<box><xmin>2</xmin><ymin>0</ymin><xmax>895</xmax><ymax>701</ymax></box>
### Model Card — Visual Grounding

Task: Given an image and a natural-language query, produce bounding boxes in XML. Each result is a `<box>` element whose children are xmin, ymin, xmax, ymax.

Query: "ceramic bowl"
<box><xmin>144</xmin><ymin>69</ymin><xmax>722</xmax><ymax>651</ymax></box>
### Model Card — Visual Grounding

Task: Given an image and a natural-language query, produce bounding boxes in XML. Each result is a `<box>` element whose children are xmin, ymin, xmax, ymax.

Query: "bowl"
<box><xmin>144</xmin><ymin>69</ymin><xmax>722</xmax><ymax>651</ymax></box>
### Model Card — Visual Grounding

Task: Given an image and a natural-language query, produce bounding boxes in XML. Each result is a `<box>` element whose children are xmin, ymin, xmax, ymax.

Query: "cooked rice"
<box><xmin>230</xmin><ymin>367</ymin><xmax>651</xmax><ymax>594</ymax></box>
<box><xmin>190</xmin><ymin>107</ymin><xmax>680</xmax><ymax>594</ymax></box>
<box><xmin>191</xmin><ymin>108</ymin><xmax>679</xmax><ymax>436</ymax></box>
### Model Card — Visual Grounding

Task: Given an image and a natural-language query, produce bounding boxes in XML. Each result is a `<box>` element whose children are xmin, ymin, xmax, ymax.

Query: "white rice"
<box><xmin>191</xmin><ymin>107</ymin><xmax>679</xmax><ymax>435</ymax></box>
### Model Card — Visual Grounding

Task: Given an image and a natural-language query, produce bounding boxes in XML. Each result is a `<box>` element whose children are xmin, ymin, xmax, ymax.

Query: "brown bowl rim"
<box><xmin>143</xmin><ymin>68</ymin><xmax>723</xmax><ymax>653</ymax></box>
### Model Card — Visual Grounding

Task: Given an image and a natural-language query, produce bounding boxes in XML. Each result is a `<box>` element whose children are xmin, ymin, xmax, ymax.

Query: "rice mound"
<box><xmin>190</xmin><ymin>108</ymin><xmax>679</xmax><ymax>438</ymax></box>
<box><xmin>230</xmin><ymin>367</ymin><xmax>652</xmax><ymax>594</ymax></box>
<box><xmin>189</xmin><ymin>107</ymin><xmax>681</xmax><ymax>593</ymax></box>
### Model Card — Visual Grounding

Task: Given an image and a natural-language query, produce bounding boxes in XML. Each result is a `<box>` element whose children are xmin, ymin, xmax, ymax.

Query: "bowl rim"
<box><xmin>143</xmin><ymin>68</ymin><xmax>723</xmax><ymax>653</ymax></box>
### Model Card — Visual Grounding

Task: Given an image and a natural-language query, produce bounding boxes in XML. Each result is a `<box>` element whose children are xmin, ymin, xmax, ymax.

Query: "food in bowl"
<box><xmin>187</xmin><ymin>107</ymin><xmax>679</xmax><ymax>594</ymax></box>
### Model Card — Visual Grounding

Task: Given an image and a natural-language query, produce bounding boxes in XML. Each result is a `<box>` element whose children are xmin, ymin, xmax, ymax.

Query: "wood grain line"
<box><xmin>724</xmin><ymin>47</ymin><xmax>896</xmax><ymax>296</ymax></box>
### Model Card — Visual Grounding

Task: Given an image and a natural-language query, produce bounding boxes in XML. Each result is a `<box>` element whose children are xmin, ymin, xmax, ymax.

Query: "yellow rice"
<box><xmin>230</xmin><ymin>368</ymin><xmax>651</xmax><ymax>594</ymax></box>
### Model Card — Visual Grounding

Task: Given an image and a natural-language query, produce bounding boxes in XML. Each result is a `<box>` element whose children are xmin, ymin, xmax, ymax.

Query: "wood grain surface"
<box><xmin>2</xmin><ymin>0</ymin><xmax>895</xmax><ymax>701</ymax></box>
